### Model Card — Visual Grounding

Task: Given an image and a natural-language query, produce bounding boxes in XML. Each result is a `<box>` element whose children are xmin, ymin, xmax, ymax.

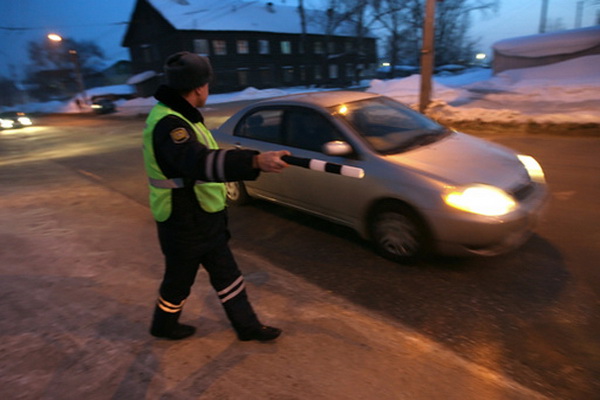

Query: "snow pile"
<box><xmin>368</xmin><ymin>55</ymin><xmax>600</xmax><ymax>125</ymax></box>
<box><xmin>5</xmin><ymin>53</ymin><xmax>599</xmax><ymax>126</ymax></box>
<box><xmin>493</xmin><ymin>25</ymin><xmax>600</xmax><ymax>58</ymax></box>
<box><xmin>86</xmin><ymin>84</ymin><xmax>136</xmax><ymax>98</ymax></box>
<box><xmin>368</xmin><ymin>75</ymin><xmax>462</xmax><ymax>104</ymax></box>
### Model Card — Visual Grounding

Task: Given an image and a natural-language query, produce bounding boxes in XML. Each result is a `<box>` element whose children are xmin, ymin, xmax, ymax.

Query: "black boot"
<box><xmin>237</xmin><ymin>325</ymin><xmax>282</xmax><ymax>342</ymax></box>
<box><xmin>220</xmin><ymin>289</ymin><xmax>282</xmax><ymax>342</ymax></box>
<box><xmin>149</xmin><ymin>306</ymin><xmax>196</xmax><ymax>340</ymax></box>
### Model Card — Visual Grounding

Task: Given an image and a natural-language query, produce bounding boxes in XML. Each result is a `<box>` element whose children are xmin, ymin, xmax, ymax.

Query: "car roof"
<box><xmin>250</xmin><ymin>90</ymin><xmax>381</xmax><ymax>109</ymax></box>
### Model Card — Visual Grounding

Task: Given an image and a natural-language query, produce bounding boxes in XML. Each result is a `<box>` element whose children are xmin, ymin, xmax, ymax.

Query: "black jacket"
<box><xmin>152</xmin><ymin>85</ymin><xmax>259</xmax><ymax>242</ymax></box>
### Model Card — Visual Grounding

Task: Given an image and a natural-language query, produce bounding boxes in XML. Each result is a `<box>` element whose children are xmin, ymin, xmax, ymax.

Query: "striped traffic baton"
<box><xmin>281</xmin><ymin>155</ymin><xmax>365</xmax><ymax>179</ymax></box>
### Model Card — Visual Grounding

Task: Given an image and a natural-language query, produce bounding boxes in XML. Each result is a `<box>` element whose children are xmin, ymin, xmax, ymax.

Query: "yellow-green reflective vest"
<box><xmin>142</xmin><ymin>103</ymin><xmax>226</xmax><ymax>222</ymax></box>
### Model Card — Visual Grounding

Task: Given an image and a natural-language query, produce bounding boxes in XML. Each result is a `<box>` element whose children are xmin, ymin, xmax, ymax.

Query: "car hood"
<box><xmin>385</xmin><ymin>132</ymin><xmax>530</xmax><ymax>189</ymax></box>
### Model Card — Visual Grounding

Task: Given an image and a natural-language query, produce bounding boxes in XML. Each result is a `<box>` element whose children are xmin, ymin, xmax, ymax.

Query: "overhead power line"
<box><xmin>0</xmin><ymin>21</ymin><xmax>128</xmax><ymax>32</ymax></box>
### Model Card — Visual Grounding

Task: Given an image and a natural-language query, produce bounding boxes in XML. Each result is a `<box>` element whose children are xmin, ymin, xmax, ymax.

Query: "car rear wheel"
<box><xmin>226</xmin><ymin>181</ymin><xmax>250</xmax><ymax>205</ymax></box>
<box><xmin>369</xmin><ymin>204</ymin><xmax>430</xmax><ymax>263</ymax></box>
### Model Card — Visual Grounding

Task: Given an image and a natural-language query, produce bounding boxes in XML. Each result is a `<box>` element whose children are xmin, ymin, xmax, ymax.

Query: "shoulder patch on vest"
<box><xmin>170</xmin><ymin>127</ymin><xmax>190</xmax><ymax>144</ymax></box>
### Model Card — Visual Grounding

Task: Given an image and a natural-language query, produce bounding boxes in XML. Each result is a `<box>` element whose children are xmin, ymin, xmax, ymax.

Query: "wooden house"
<box><xmin>122</xmin><ymin>0</ymin><xmax>378</xmax><ymax>94</ymax></box>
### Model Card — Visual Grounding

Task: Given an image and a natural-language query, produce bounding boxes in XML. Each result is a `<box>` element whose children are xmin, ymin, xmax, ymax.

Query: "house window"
<box><xmin>329</xmin><ymin>64</ymin><xmax>339</xmax><ymax>79</ymax></box>
<box><xmin>260</xmin><ymin>67</ymin><xmax>273</xmax><ymax>85</ymax></box>
<box><xmin>345</xmin><ymin>40</ymin><xmax>353</xmax><ymax>53</ymax></box>
<box><xmin>299</xmin><ymin>65</ymin><xmax>307</xmax><ymax>82</ymax></box>
<box><xmin>259</xmin><ymin>40</ymin><xmax>270</xmax><ymax>55</ymax></box>
<box><xmin>314</xmin><ymin>65</ymin><xmax>322</xmax><ymax>80</ymax></box>
<box><xmin>280</xmin><ymin>41</ymin><xmax>292</xmax><ymax>54</ymax></box>
<box><xmin>314</xmin><ymin>41</ymin><xmax>324</xmax><ymax>54</ymax></box>
<box><xmin>282</xmin><ymin>66</ymin><xmax>294</xmax><ymax>83</ymax></box>
<box><xmin>194</xmin><ymin>39</ymin><xmax>209</xmax><ymax>56</ymax></box>
<box><xmin>237</xmin><ymin>40</ymin><xmax>249</xmax><ymax>54</ymax></box>
<box><xmin>328</xmin><ymin>41</ymin><xmax>336</xmax><ymax>54</ymax></box>
<box><xmin>213</xmin><ymin>40</ymin><xmax>227</xmax><ymax>55</ymax></box>
<box><xmin>140</xmin><ymin>44</ymin><xmax>155</xmax><ymax>63</ymax></box>
<box><xmin>237</xmin><ymin>68</ymin><xmax>249</xmax><ymax>86</ymax></box>
<box><xmin>346</xmin><ymin>63</ymin><xmax>354</xmax><ymax>78</ymax></box>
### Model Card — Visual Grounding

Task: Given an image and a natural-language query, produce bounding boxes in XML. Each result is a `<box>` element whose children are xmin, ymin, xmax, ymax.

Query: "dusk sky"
<box><xmin>1</xmin><ymin>0</ymin><xmax>598</xmax><ymax>81</ymax></box>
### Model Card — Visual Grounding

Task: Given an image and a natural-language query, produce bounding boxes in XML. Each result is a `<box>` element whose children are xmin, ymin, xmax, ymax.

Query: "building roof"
<box><xmin>492</xmin><ymin>25</ymin><xmax>600</xmax><ymax>58</ymax></box>
<box><xmin>146</xmin><ymin>0</ymin><xmax>371</xmax><ymax>38</ymax></box>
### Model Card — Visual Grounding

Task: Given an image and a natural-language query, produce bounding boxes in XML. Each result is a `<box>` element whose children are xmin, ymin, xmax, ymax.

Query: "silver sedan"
<box><xmin>213</xmin><ymin>91</ymin><xmax>549</xmax><ymax>263</ymax></box>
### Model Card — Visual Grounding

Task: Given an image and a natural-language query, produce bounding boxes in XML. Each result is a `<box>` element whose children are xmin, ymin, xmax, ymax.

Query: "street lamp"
<box><xmin>47</xmin><ymin>33</ymin><xmax>63</xmax><ymax>42</ymax></box>
<box><xmin>47</xmin><ymin>33</ymin><xmax>88</xmax><ymax>106</ymax></box>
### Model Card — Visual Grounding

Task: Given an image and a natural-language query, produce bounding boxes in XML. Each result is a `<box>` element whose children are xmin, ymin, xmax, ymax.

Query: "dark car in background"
<box><xmin>0</xmin><ymin>111</ymin><xmax>33</xmax><ymax>130</ymax></box>
<box><xmin>91</xmin><ymin>96</ymin><xmax>117</xmax><ymax>114</ymax></box>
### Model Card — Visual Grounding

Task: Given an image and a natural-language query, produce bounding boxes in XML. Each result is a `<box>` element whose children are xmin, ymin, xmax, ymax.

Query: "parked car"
<box><xmin>91</xmin><ymin>96</ymin><xmax>116</xmax><ymax>114</ymax></box>
<box><xmin>213</xmin><ymin>91</ymin><xmax>548</xmax><ymax>262</ymax></box>
<box><xmin>0</xmin><ymin>111</ymin><xmax>33</xmax><ymax>129</ymax></box>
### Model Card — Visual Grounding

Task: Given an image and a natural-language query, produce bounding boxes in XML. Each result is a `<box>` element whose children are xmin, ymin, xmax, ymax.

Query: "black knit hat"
<box><xmin>164</xmin><ymin>51</ymin><xmax>213</xmax><ymax>91</ymax></box>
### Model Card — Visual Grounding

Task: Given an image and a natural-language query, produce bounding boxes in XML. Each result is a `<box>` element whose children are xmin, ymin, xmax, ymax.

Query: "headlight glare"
<box><xmin>443</xmin><ymin>184</ymin><xmax>516</xmax><ymax>216</ymax></box>
<box><xmin>17</xmin><ymin>117</ymin><xmax>32</xmax><ymax>126</ymax></box>
<box><xmin>1</xmin><ymin>119</ymin><xmax>14</xmax><ymax>129</ymax></box>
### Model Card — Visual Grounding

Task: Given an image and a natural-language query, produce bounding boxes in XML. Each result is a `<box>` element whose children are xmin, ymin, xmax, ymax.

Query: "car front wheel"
<box><xmin>369</xmin><ymin>204</ymin><xmax>430</xmax><ymax>263</ymax></box>
<box><xmin>225</xmin><ymin>181</ymin><xmax>250</xmax><ymax>205</ymax></box>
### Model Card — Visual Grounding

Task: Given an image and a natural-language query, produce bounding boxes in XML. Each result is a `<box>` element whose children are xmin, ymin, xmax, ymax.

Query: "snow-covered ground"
<box><xmin>8</xmin><ymin>54</ymin><xmax>600</xmax><ymax>126</ymax></box>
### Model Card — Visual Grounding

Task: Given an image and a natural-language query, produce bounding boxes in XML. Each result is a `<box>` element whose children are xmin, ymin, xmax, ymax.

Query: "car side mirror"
<box><xmin>323</xmin><ymin>140</ymin><xmax>353</xmax><ymax>156</ymax></box>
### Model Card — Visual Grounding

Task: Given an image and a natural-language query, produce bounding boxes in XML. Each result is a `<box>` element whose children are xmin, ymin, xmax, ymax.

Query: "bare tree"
<box><xmin>372</xmin><ymin>0</ymin><xmax>419</xmax><ymax>77</ymax></box>
<box><xmin>298</xmin><ymin>0</ymin><xmax>308</xmax><ymax>56</ymax></box>
<box><xmin>326</xmin><ymin>0</ymin><xmax>381</xmax><ymax>83</ymax></box>
<box><xmin>305</xmin><ymin>0</ymin><xmax>357</xmax><ymax>84</ymax></box>
<box><xmin>374</xmin><ymin>0</ymin><xmax>498</xmax><ymax>69</ymax></box>
<box><xmin>434</xmin><ymin>0</ymin><xmax>498</xmax><ymax>65</ymax></box>
<box><xmin>28</xmin><ymin>37</ymin><xmax>104</xmax><ymax>74</ymax></box>
<box><xmin>25</xmin><ymin>37</ymin><xmax>105</xmax><ymax>100</ymax></box>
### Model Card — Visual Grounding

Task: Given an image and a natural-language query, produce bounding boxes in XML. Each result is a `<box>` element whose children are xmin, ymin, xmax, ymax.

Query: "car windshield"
<box><xmin>330</xmin><ymin>97</ymin><xmax>450</xmax><ymax>154</ymax></box>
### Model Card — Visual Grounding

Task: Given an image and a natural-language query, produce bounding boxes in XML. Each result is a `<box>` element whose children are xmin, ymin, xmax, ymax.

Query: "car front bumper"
<box><xmin>428</xmin><ymin>182</ymin><xmax>550</xmax><ymax>257</ymax></box>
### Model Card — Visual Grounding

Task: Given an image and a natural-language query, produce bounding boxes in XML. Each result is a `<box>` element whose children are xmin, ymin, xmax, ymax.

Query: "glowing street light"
<box><xmin>47</xmin><ymin>33</ymin><xmax>88</xmax><ymax>106</ymax></box>
<box><xmin>47</xmin><ymin>33</ymin><xmax>63</xmax><ymax>42</ymax></box>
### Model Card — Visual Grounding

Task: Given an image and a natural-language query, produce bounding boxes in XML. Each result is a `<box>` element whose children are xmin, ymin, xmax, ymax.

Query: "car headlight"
<box><xmin>443</xmin><ymin>184</ymin><xmax>516</xmax><ymax>216</ymax></box>
<box><xmin>1</xmin><ymin>119</ymin><xmax>14</xmax><ymax>129</ymax></box>
<box><xmin>518</xmin><ymin>155</ymin><xmax>545</xmax><ymax>183</ymax></box>
<box><xmin>17</xmin><ymin>117</ymin><xmax>32</xmax><ymax>126</ymax></box>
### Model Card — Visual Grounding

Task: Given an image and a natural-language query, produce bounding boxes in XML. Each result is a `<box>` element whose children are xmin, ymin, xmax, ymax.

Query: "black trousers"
<box><xmin>155</xmin><ymin>213</ymin><xmax>260</xmax><ymax>333</ymax></box>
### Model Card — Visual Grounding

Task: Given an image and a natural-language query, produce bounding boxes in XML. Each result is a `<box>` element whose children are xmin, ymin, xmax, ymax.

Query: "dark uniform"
<box><xmin>143</xmin><ymin>82</ymin><xmax>281</xmax><ymax>341</ymax></box>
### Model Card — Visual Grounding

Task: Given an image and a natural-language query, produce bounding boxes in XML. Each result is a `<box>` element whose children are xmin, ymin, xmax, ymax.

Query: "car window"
<box><xmin>283</xmin><ymin>108</ymin><xmax>343</xmax><ymax>153</ymax></box>
<box><xmin>235</xmin><ymin>109</ymin><xmax>284</xmax><ymax>144</ymax></box>
<box><xmin>333</xmin><ymin>97</ymin><xmax>447</xmax><ymax>154</ymax></box>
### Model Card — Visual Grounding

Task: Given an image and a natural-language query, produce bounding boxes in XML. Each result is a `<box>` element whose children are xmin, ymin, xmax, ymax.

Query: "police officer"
<box><xmin>143</xmin><ymin>51</ymin><xmax>289</xmax><ymax>341</ymax></box>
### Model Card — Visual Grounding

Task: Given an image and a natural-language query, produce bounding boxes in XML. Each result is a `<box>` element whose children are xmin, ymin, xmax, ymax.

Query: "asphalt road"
<box><xmin>3</xmin><ymin>112</ymin><xmax>599</xmax><ymax>399</ymax></box>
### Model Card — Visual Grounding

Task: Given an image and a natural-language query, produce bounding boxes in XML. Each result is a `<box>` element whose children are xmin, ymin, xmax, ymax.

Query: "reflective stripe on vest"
<box><xmin>142</xmin><ymin>103</ymin><xmax>226</xmax><ymax>221</ymax></box>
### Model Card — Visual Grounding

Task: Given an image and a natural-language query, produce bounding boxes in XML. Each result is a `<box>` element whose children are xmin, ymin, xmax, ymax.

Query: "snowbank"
<box><xmin>367</xmin><ymin>55</ymin><xmax>600</xmax><ymax>125</ymax></box>
<box><xmin>493</xmin><ymin>25</ymin><xmax>600</xmax><ymax>58</ymax></box>
<box><xmin>4</xmin><ymin>53</ymin><xmax>598</xmax><ymax>127</ymax></box>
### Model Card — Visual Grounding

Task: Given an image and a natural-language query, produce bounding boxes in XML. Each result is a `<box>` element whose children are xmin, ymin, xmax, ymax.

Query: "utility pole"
<box><xmin>419</xmin><ymin>0</ymin><xmax>437</xmax><ymax>113</ymax></box>
<box><xmin>575</xmin><ymin>1</ymin><xmax>584</xmax><ymax>28</ymax></box>
<box><xmin>69</xmin><ymin>49</ymin><xmax>88</xmax><ymax>105</ymax></box>
<box><xmin>539</xmin><ymin>0</ymin><xmax>549</xmax><ymax>33</ymax></box>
